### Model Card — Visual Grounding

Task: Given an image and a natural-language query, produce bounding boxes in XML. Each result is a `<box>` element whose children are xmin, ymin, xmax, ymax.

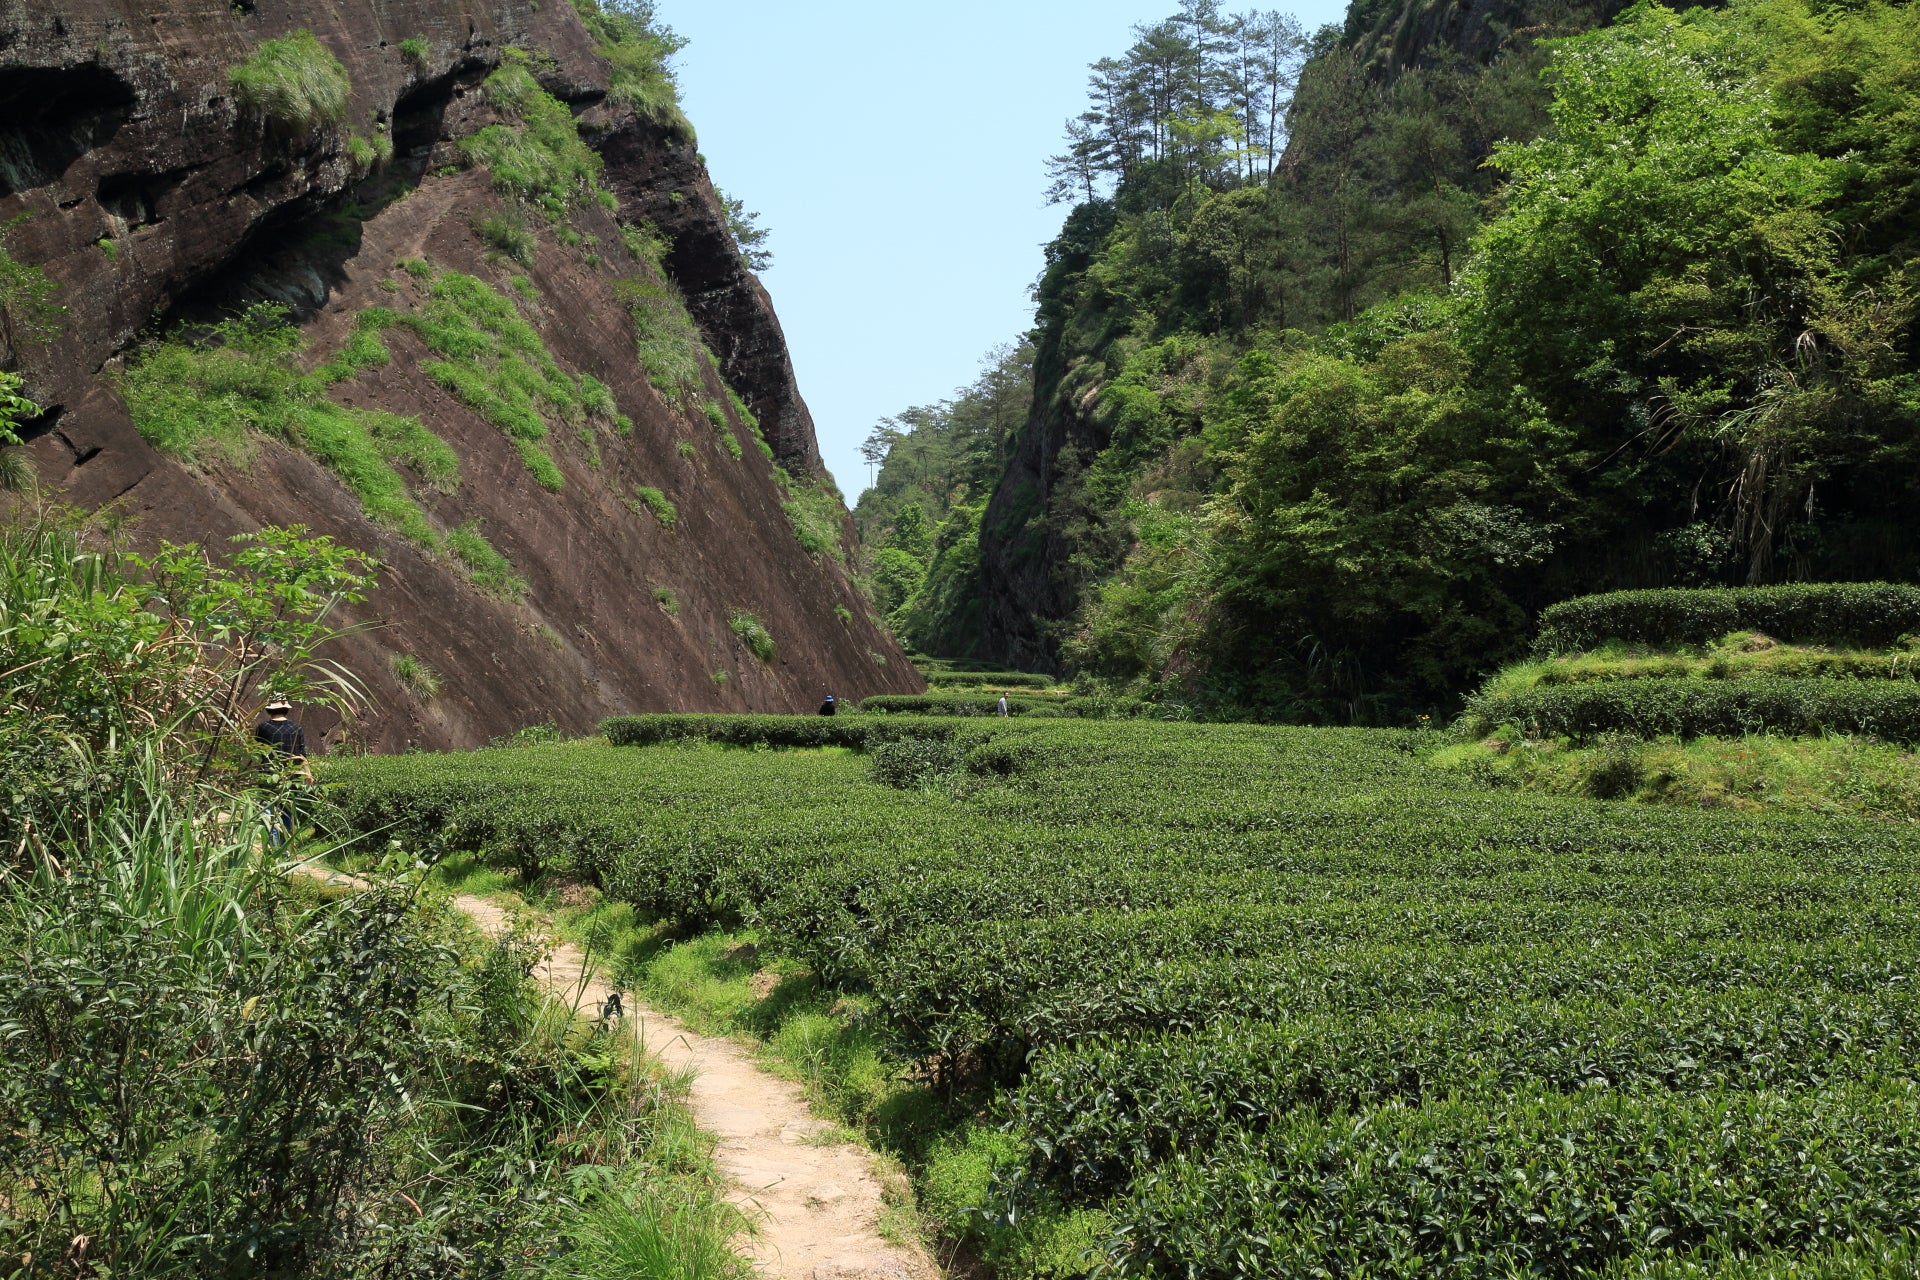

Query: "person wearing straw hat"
<box><xmin>255</xmin><ymin>696</ymin><xmax>312</xmax><ymax>847</ymax></box>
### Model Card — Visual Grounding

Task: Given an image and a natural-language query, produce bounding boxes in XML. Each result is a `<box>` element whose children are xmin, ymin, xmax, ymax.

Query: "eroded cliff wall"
<box><xmin>0</xmin><ymin>0</ymin><xmax>919</xmax><ymax>747</ymax></box>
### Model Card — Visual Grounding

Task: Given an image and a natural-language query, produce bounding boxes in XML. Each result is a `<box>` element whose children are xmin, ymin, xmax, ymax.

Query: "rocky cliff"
<box><xmin>0</xmin><ymin>0</ymin><xmax>919</xmax><ymax>748</ymax></box>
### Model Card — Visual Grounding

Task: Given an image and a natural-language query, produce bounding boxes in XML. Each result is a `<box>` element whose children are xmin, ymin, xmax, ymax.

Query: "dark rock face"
<box><xmin>0</xmin><ymin>0</ymin><xmax>918</xmax><ymax>748</ymax></box>
<box><xmin>588</xmin><ymin>111</ymin><xmax>822</xmax><ymax>474</ymax></box>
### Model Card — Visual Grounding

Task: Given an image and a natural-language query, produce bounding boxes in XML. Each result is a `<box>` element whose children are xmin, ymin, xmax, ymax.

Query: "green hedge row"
<box><xmin>923</xmin><ymin>671</ymin><xmax>1056</xmax><ymax>689</ymax></box>
<box><xmin>1536</xmin><ymin>583</ymin><xmax>1920</xmax><ymax>653</ymax></box>
<box><xmin>599</xmin><ymin>713</ymin><xmax>959</xmax><ymax>749</ymax></box>
<box><xmin>861</xmin><ymin>693</ymin><xmax>1175</xmax><ymax>719</ymax></box>
<box><xmin>1462</xmin><ymin>678</ymin><xmax>1920</xmax><ymax>741</ymax></box>
<box><xmin>861</xmin><ymin>693</ymin><xmax>1043</xmax><ymax>716</ymax></box>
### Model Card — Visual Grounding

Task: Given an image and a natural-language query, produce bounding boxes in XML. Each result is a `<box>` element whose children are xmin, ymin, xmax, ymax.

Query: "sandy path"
<box><xmin>299</xmin><ymin>866</ymin><xmax>935</xmax><ymax>1280</ymax></box>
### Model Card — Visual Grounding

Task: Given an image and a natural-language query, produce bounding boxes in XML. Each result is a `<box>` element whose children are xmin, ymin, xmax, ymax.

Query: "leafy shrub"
<box><xmin>729</xmin><ymin>610</ymin><xmax>775</xmax><ymax>663</ymax></box>
<box><xmin>397</xmin><ymin>35</ymin><xmax>429</xmax><ymax>68</ymax></box>
<box><xmin>599</xmin><ymin>713</ymin><xmax>961</xmax><ymax>751</ymax></box>
<box><xmin>862</xmin><ymin>693</ymin><xmax>1037</xmax><ymax>716</ymax></box>
<box><xmin>1537</xmin><ymin>584</ymin><xmax>1920</xmax><ymax>654</ymax></box>
<box><xmin>1461</xmin><ymin>677</ymin><xmax>1920</xmax><ymax>742</ymax></box>
<box><xmin>475</xmin><ymin>207</ymin><xmax>537</xmax><ymax>265</ymax></box>
<box><xmin>229</xmin><ymin>30</ymin><xmax>350</xmax><ymax>134</ymax></box>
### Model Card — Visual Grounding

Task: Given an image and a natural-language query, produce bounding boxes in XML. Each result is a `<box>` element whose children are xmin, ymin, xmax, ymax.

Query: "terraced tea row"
<box><xmin>324</xmin><ymin>718</ymin><xmax>1920</xmax><ymax>1275</ymax></box>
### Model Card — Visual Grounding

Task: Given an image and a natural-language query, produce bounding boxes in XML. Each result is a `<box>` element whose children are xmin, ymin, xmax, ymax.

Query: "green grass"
<box><xmin>677</xmin><ymin>439</ymin><xmax>696</xmax><ymax>462</ymax></box>
<box><xmin>629</xmin><ymin>485</ymin><xmax>676</xmax><ymax>529</ymax></box>
<box><xmin>1431</xmin><ymin>730</ymin><xmax>1920</xmax><ymax>820</ymax></box>
<box><xmin>613</xmin><ymin>277</ymin><xmax>706</xmax><ymax>401</ymax></box>
<box><xmin>474</xmin><ymin>208</ymin><xmax>536</xmax><ymax>266</ymax></box>
<box><xmin>375</xmin><ymin>266</ymin><xmax>598</xmax><ymax>490</ymax></box>
<box><xmin>459</xmin><ymin>57</ymin><xmax>604</xmax><ymax>217</ymax></box>
<box><xmin>397</xmin><ymin>35</ymin><xmax>429</xmax><ymax>69</ymax></box>
<box><xmin>229</xmin><ymin>30</ymin><xmax>350</xmax><ymax>133</ymax></box>
<box><xmin>620</xmin><ymin>220</ymin><xmax>671</xmax><ymax>271</ymax></box>
<box><xmin>0</xmin><ymin>217</ymin><xmax>63</xmax><ymax>344</ymax></box>
<box><xmin>119</xmin><ymin>305</ymin><xmax>457</xmax><ymax>549</ymax></box>
<box><xmin>572</xmin><ymin>0</ymin><xmax>695</xmax><ymax>140</ymax></box>
<box><xmin>653</xmin><ymin>586</ymin><xmax>679</xmax><ymax>616</ymax></box>
<box><xmin>776</xmin><ymin>467</ymin><xmax>846</xmax><ymax>562</ymax></box>
<box><xmin>728</xmin><ymin>610</ymin><xmax>774</xmax><ymax>663</ymax></box>
<box><xmin>1482</xmin><ymin>634</ymin><xmax>1920</xmax><ymax>699</ymax></box>
<box><xmin>447</xmin><ymin>520</ymin><xmax>529</xmax><ymax>601</ymax></box>
<box><xmin>96</xmin><ymin>237</ymin><xmax>117</xmax><ymax>261</ymax></box>
<box><xmin>388</xmin><ymin>651</ymin><xmax>442</xmax><ymax>699</ymax></box>
<box><xmin>345</xmin><ymin>128</ymin><xmax>392</xmax><ymax>174</ymax></box>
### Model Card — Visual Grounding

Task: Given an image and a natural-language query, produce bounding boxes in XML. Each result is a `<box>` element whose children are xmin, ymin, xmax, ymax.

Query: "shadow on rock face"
<box><xmin>0</xmin><ymin>64</ymin><xmax>136</xmax><ymax>199</ymax></box>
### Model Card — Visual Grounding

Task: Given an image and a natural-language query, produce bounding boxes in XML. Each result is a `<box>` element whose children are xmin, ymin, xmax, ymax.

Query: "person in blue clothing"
<box><xmin>255</xmin><ymin>696</ymin><xmax>312</xmax><ymax>847</ymax></box>
<box><xmin>819</xmin><ymin>692</ymin><xmax>838</xmax><ymax>716</ymax></box>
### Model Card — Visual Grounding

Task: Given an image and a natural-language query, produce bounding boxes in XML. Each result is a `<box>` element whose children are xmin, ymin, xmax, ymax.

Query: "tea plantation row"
<box><xmin>324</xmin><ymin>719</ymin><xmax>1920</xmax><ymax>1276</ymax></box>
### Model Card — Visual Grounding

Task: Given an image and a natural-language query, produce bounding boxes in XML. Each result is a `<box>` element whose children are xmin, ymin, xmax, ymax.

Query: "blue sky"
<box><xmin>661</xmin><ymin>0</ymin><xmax>1349</xmax><ymax>496</ymax></box>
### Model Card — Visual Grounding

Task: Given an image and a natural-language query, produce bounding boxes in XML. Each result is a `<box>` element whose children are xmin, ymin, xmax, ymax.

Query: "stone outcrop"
<box><xmin>0</xmin><ymin>0</ymin><xmax>919</xmax><ymax>748</ymax></box>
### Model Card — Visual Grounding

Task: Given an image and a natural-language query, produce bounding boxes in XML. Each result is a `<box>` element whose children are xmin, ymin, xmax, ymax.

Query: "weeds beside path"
<box><xmin>299</xmin><ymin>863</ymin><xmax>937</xmax><ymax>1280</ymax></box>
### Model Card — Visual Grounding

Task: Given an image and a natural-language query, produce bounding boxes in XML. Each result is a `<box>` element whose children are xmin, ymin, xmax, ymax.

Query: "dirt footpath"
<box><xmin>302</xmin><ymin>867</ymin><xmax>935</xmax><ymax>1280</ymax></box>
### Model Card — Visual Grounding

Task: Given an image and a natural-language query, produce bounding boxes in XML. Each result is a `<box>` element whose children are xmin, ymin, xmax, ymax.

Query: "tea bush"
<box><xmin>325</xmin><ymin>715</ymin><xmax>1920</xmax><ymax>1274</ymax></box>
<box><xmin>1462</xmin><ymin>677</ymin><xmax>1920</xmax><ymax>742</ymax></box>
<box><xmin>925</xmin><ymin>670</ymin><xmax>1056</xmax><ymax>689</ymax></box>
<box><xmin>1537</xmin><ymin>583</ymin><xmax>1920</xmax><ymax>654</ymax></box>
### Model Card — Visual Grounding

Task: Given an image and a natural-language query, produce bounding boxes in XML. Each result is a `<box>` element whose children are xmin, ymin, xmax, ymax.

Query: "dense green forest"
<box><xmin>860</xmin><ymin>0</ymin><xmax>1920</xmax><ymax>722</ymax></box>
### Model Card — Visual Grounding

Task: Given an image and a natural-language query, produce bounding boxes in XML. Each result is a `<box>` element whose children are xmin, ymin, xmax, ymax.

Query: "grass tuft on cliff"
<box><xmin>729</xmin><ymin>610</ymin><xmax>775</xmax><ymax>664</ymax></box>
<box><xmin>613</xmin><ymin>276</ymin><xmax>704</xmax><ymax>401</ymax></box>
<box><xmin>373</xmin><ymin>267</ymin><xmax>601</xmax><ymax>491</ymax></box>
<box><xmin>121</xmin><ymin>306</ymin><xmax>443</xmax><ymax>545</ymax></box>
<box><xmin>229</xmin><ymin>30</ymin><xmax>350</xmax><ymax>134</ymax></box>
<box><xmin>461</xmin><ymin>57</ymin><xmax>604</xmax><ymax>218</ymax></box>
<box><xmin>571</xmin><ymin>0</ymin><xmax>694</xmax><ymax>141</ymax></box>
<box><xmin>777</xmin><ymin>466</ymin><xmax>847</xmax><ymax>564</ymax></box>
<box><xmin>628</xmin><ymin>485</ymin><xmax>677</xmax><ymax>529</ymax></box>
<box><xmin>449</xmin><ymin>521</ymin><xmax>531</xmax><ymax>602</ymax></box>
<box><xmin>0</xmin><ymin>217</ymin><xmax>64</xmax><ymax>345</ymax></box>
<box><xmin>120</xmin><ymin>304</ymin><xmax>530</xmax><ymax>597</ymax></box>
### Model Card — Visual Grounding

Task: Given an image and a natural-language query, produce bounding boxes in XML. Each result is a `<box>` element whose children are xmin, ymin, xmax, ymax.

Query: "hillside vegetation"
<box><xmin>861</xmin><ymin>0</ymin><xmax>1920</xmax><ymax>724</ymax></box>
<box><xmin>328</xmin><ymin>713</ymin><xmax>1920</xmax><ymax>1277</ymax></box>
<box><xmin>0</xmin><ymin>512</ymin><xmax>742</xmax><ymax>1276</ymax></box>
